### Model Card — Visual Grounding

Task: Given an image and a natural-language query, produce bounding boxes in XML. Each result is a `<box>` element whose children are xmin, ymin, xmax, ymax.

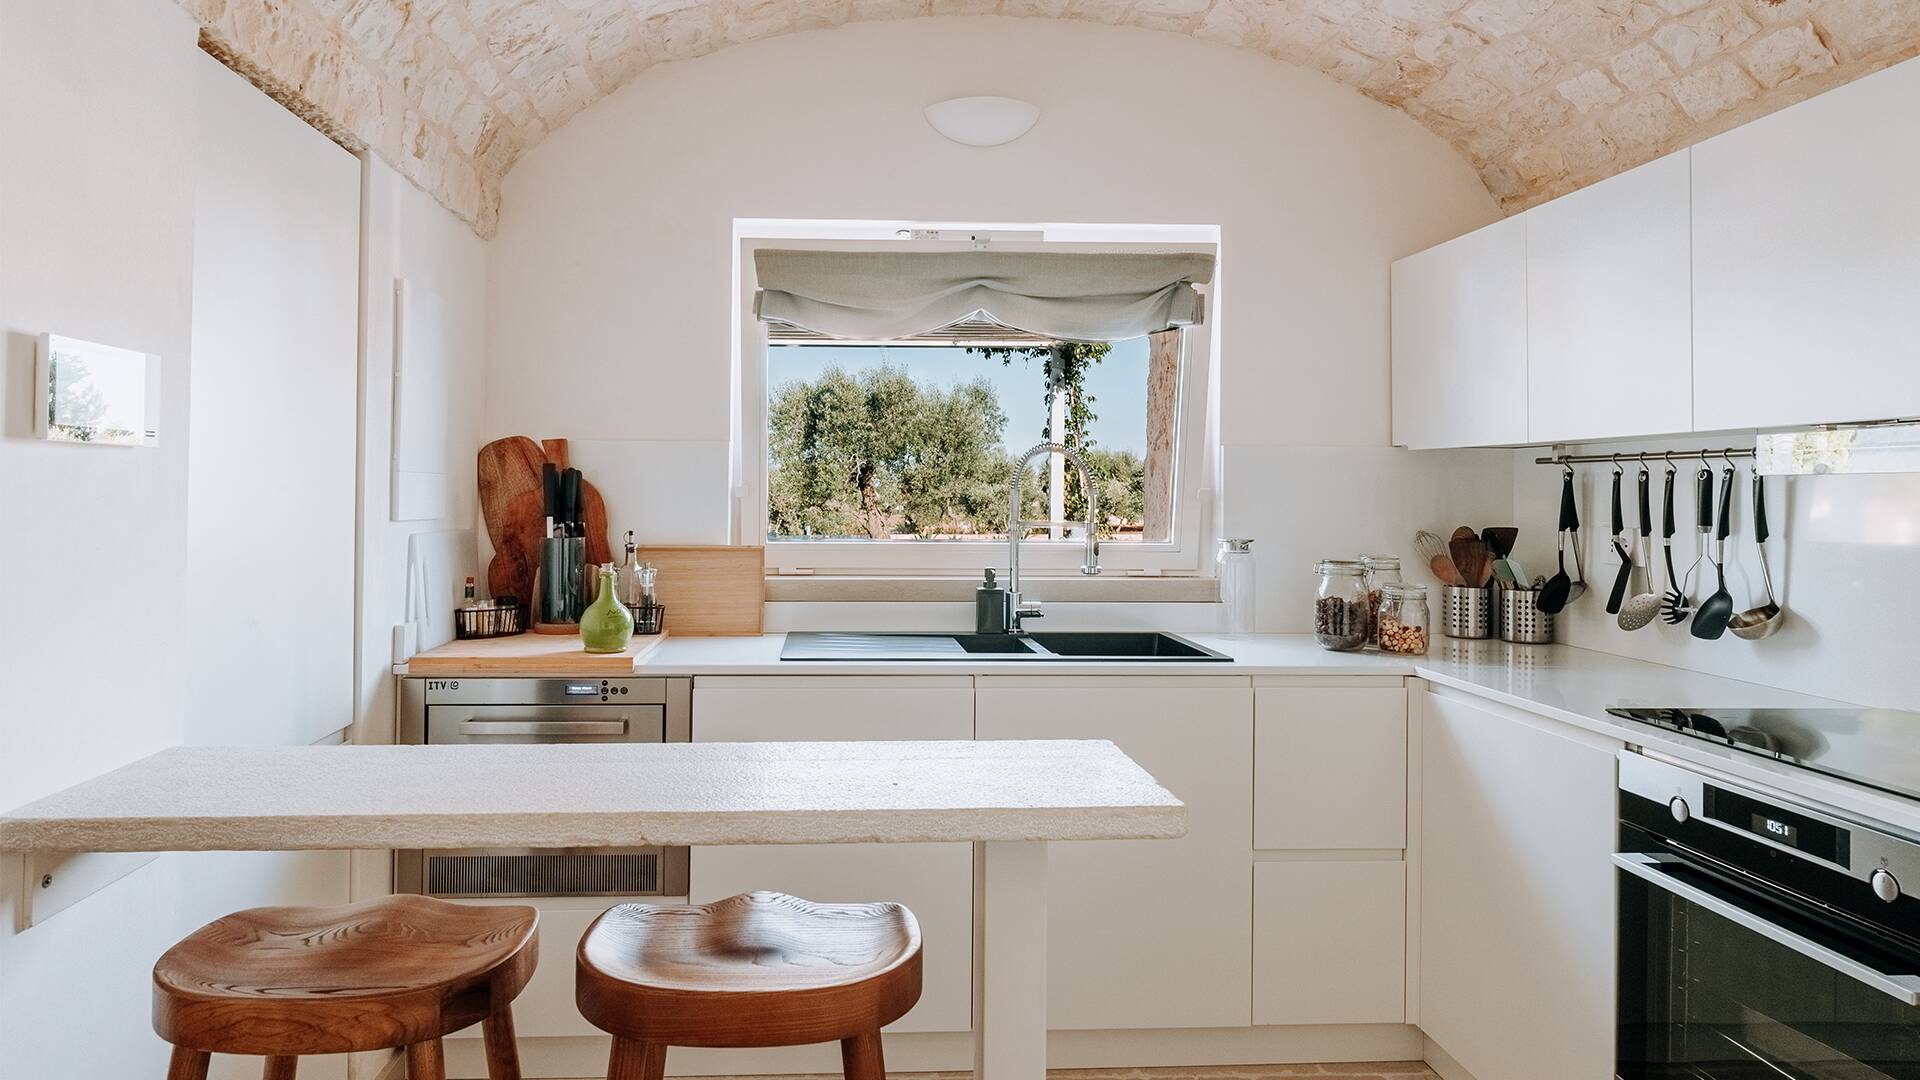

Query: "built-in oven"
<box><xmin>395</xmin><ymin>676</ymin><xmax>691</xmax><ymax>898</ymax></box>
<box><xmin>1618</xmin><ymin>751</ymin><xmax>1920</xmax><ymax>1078</ymax></box>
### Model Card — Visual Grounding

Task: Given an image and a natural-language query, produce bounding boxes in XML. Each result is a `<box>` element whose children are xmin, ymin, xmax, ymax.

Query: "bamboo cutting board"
<box><xmin>634</xmin><ymin>546</ymin><xmax>765</xmax><ymax>636</ymax></box>
<box><xmin>408</xmin><ymin>632</ymin><xmax>669</xmax><ymax>676</ymax></box>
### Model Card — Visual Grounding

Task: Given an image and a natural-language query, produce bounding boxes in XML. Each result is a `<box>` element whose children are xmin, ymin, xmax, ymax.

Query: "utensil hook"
<box><xmin>1611</xmin><ymin>452</ymin><xmax>1623</xmax><ymax>477</ymax></box>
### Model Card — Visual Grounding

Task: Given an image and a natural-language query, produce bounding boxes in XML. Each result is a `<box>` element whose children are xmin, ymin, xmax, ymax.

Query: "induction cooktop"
<box><xmin>1607</xmin><ymin>707</ymin><xmax>1920</xmax><ymax>804</ymax></box>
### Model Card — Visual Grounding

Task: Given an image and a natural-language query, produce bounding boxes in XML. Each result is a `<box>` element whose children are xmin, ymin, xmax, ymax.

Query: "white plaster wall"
<box><xmin>0</xmin><ymin>2</ymin><xmax>203</xmax><ymax>1074</ymax></box>
<box><xmin>485</xmin><ymin>17</ymin><xmax>1508</xmax><ymax>616</ymax></box>
<box><xmin>1509</xmin><ymin>438</ymin><xmax>1920</xmax><ymax>710</ymax></box>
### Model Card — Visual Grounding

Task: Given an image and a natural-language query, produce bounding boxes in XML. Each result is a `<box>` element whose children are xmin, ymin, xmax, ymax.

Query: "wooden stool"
<box><xmin>153</xmin><ymin>894</ymin><xmax>538</xmax><ymax>1080</ymax></box>
<box><xmin>576</xmin><ymin>891</ymin><xmax>923</xmax><ymax>1080</ymax></box>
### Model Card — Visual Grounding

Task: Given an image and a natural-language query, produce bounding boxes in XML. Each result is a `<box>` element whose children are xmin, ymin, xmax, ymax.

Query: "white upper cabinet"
<box><xmin>1392</xmin><ymin>214</ymin><xmax>1528</xmax><ymax>449</ymax></box>
<box><xmin>1692</xmin><ymin>58</ymin><xmax>1920</xmax><ymax>432</ymax></box>
<box><xmin>1527</xmin><ymin>151</ymin><xmax>1693</xmax><ymax>443</ymax></box>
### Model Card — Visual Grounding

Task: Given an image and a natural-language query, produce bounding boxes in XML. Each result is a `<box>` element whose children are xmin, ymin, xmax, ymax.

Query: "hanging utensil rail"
<box><xmin>1534</xmin><ymin>448</ymin><xmax>1755</xmax><ymax>467</ymax></box>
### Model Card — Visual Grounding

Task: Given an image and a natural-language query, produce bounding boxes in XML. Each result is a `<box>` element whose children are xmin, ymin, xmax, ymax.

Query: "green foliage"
<box><xmin>967</xmin><ymin>342</ymin><xmax>1113</xmax><ymax>523</ymax></box>
<box><xmin>767</xmin><ymin>358</ymin><xmax>1146</xmax><ymax>541</ymax></box>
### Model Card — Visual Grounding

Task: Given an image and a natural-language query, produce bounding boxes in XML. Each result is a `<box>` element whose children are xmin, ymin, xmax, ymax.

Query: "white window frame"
<box><xmin>731</xmin><ymin>219</ymin><xmax>1222</xmax><ymax>578</ymax></box>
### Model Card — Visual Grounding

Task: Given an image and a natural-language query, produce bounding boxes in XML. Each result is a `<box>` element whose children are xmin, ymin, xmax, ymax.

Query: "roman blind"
<box><xmin>753</xmin><ymin>249</ymin><xmax>1215</xmax><ymax>343</ymax></box>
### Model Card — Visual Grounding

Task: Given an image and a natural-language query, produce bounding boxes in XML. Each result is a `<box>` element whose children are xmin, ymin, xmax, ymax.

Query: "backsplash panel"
<box><xmin>1510</xmin><ymin>438</ymin><xmax>1920</xmax><ymax>710</ymax></box>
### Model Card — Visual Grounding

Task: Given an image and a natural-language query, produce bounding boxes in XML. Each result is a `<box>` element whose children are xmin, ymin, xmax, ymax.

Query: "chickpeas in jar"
<box><xmin>1375</xmin><ymin>582</ymin><xmax>1430</xmax><ymax>656</ymax></box>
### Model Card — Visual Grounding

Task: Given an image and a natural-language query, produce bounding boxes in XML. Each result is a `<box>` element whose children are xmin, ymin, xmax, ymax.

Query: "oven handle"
<box><xmin>1615</xmin><ymin>852</ymin><xmax>1920</xmax><ymax>1006</ymax></box>
<box><xmin>460</xmin><ymin>719</ymin><xmax>630</xmax><ymax>737</ymax></box>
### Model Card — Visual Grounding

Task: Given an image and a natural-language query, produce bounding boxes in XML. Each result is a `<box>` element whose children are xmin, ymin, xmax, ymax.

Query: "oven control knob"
<box><xmin>1668</xmin><ymin>796</ymin><xmax>1691</xmax><ymax>824</ymax></box>
<box><xmin>1872</xmin><ymin>868</ymin><xmax>1902</xmax><ymax>904</ymax></box>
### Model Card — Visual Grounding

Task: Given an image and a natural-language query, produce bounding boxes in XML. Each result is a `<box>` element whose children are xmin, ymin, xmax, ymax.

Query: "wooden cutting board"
<box><xmin>477</xmin><ymin>436</ymin><xmax>614</xmax><ymax>608</ymax></box>
<box><xmin>407</xmin><ymin>632</ymin><xmax>669</xmax><ymax>676</ymax></box>
<box><xmin>634</xmin><ymin>546</ymin><xmax>765</xmax><ymax>636</ymax></box>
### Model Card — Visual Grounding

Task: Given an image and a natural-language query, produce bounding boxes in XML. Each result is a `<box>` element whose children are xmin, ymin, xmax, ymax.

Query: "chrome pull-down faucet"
<box><xmin>993</xmin><ymin>441</ymin><xmax>1102</xmax><ymax>633</ymax></box>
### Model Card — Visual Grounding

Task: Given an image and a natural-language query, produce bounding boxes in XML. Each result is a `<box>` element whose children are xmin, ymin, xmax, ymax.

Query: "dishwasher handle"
<box><xmin>1615</xmin><ymin>851</ymin><xmax>1920</xmax><ymax>1006</ymax></box>
<box><xmin>460</xmin><ymin>719</ymin><xmax>630</xmax><ymax>737</ymax></box>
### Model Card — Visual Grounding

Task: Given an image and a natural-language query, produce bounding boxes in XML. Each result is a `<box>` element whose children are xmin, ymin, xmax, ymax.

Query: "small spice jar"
<box><xmin>1376</xmin><ymin>582</ymin><xmax>1430</xmax><ymax>656</ymax></box>
<box><xmin>1359</xmin><ymin>554</ymin><xmax>1403</xmax><ymax>648</ymax></box>
<box><xmin>1313</xmin><ymin>560</ymin><xmax>1370</xmax><ymax>652</ymax></box>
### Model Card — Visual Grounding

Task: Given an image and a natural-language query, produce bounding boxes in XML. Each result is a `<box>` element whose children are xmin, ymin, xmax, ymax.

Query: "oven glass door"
<box><xmin>1619</xmin><ymin>849</ymin><xmax>1920</xmax><ymax>1079</ymax></box>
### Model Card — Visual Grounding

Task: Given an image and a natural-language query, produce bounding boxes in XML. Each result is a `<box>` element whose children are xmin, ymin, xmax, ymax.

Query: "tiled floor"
<box><xmin>625</xmin><ymin>1067</ymin><xmax>1440</xmax><ymax>1080</ymax></box>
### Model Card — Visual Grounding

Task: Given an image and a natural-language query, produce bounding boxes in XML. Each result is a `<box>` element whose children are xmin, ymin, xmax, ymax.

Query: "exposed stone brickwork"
<box><xmin>179</xmin><ymin>0</ymin><xmax>1920</xmax><ymax>236</ymax></box>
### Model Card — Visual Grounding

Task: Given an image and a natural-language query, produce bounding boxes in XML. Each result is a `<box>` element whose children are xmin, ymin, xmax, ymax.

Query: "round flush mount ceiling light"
<box><xmin>924</xmin><ymin>96</ymin><xmax>1041</xmax><ymax>147</ymax></box>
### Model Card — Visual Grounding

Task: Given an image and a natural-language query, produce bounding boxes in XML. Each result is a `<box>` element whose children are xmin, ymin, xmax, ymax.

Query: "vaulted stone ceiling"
<box><xmin>183</xmin><ymin>0</ymin><xmax>1920</xmax><ymax>236</ymax></box>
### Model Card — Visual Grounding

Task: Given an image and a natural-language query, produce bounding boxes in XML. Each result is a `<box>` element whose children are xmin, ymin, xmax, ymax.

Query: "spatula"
<box><xmin>1537</xmin><ymin>469</ymin><xmax>1577</xmax><ymax>614</ymax></box>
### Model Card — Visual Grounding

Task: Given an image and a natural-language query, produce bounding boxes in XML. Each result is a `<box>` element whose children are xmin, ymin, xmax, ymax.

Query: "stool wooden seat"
<box><xmin>153</xmin><ymin>894</ymin><xmax>538</xmax><ymax>1080</ymax></box>
<box><xmin>576</xmin><ymin>891</ymin><xmax>922</xmax><ymax>1080</ymax></box>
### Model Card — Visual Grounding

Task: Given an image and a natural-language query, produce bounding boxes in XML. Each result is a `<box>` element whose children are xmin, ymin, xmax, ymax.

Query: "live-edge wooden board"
<box><xmin>408</xmin><ymin>631</ymin><xmax>668</xmax><ymax>676</ymax></box>
<box><xmin>634</xmin><ymin>545</ymin><xmax>765</xmax><ymax>636</ymax></box>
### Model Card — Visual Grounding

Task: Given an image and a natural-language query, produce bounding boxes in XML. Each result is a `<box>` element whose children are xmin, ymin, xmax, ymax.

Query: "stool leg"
<box><xmin>841</xmin><ymin>1030</ymin><xmax>887</xmax><ymax>1080</ymax></box>
<box><xmin>166</xmin><ymin>1047</ymin><xmax>211</xmax><ymax>1080</ymax></box>
<box><xmin>480</xmin><ymin>1007</ymin><xmax>522</xmax><ymax>1080</ymax></box>
<box><xmin>607</xmin><ymin>1038</ymin><xmax>666</xmax><ymax>1080</ymax></box>
<box><xmin>405</xmin><ymin>1038</ymin><xmax>446</xmax><ymax>1080</ymax></box>
<box><xmin>263</xmin><ymin>1057</ymin><xmax>298</xmax><ymax>1080</ymax></box>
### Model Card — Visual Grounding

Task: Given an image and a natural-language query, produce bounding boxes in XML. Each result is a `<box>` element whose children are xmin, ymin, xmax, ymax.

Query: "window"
<box><xmin>734</xmin><ymin>222</ymin><xmax>1219</xmax><ymax>578</ymax></box>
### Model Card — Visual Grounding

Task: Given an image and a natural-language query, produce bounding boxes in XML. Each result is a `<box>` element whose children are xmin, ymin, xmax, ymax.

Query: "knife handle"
<box><xmin>1752</xmin><ymin>472</ymin><xmax>1769</xmax><ymax>545</ymax></box>
<box><xmin>1662</xmin><ymin>468</ymin><xmax>1676</xmax><ymax>540</ymax></box>
<box><xmin>1636</xmin><ymin>468</ymin><xmax>1652</xmax><ymax>535</ymax></box>
<box><xmin>1716</xmin><ymin>465</ymin><xmax>1735</xmax><ymax>542</ymax></box>
<box><xmin>1609</xmin><ymin>468</ymin><xmax>1624</xmax><ymax>537</ymax></box>
<box><xmin>1695</xmin><ymin>467</ymin><xmax>1713</xmax><ymax>531</ymax></box>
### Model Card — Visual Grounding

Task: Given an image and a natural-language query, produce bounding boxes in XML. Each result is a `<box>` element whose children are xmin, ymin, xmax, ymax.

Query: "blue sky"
<box><xmin>768</xmin><ymin>337</ymin><xmax>1151</xmax><ymax>455</ymax></box>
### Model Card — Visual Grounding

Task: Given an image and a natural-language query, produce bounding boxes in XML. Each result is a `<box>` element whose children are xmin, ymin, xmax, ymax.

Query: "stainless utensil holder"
<box><xmin>1500</xmin><ymin>588</ymin><xmax>1556</xmax><ymax>644</ymax></box>
<box><xmin>1441</xmin><ymin>586</ymin><xmax>1491</xmax><ymax>639</ymax></box>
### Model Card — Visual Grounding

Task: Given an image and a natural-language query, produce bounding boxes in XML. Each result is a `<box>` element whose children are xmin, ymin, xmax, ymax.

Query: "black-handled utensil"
<box><xmin>1606</xmin><ymin>466</ymin><xmax>1632</xmax><ymax>615</ymax></box>
<box><xmin>1660</xmin><ymin>463</ymin><xmax>1688</xmax><ymax>624</ymax></box>
<box><xmin>560</xmin><ymin>468</ymin><xmax>581</xmax><ymax>536</ymax></box>
<box><xmin>1730</xmin><ymin>471</ymin><xmax>1784</xmax><ymax>639</ymax></box>
<box><xmin>1691</xmin><ymin>463</ymin><xmax>1738</xmax><ymax>640</ymax></box>
<box><xmin>1537</xmin><ymin>469</ymin><xmax>1577</xmax><ymax>614</ymax></box>
<box><xmin>542</xmin><ymin>463</ymin><xmax>560</xmax><ymax>538</ymax></box>
<box><xmin>1620</xmin><ymin>464</ymin><xmax>1661</xmax><ymax>630</ymax></box>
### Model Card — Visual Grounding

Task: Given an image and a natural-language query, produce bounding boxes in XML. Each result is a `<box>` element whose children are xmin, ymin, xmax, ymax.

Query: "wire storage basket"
<box><xmin>454</xmin><ymin>601</ymin><xmax>527</xmax><ymax>639</ymax></box>
<box><xmin>624</xmin><ymin>602</ymin><xmax>666</xmax><ymax>636</ymax></box>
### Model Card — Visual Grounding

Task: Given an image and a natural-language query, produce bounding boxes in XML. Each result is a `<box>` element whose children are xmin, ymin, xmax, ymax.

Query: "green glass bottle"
<box><xmin>579</xmin><ymin>564</ymin><xmax>635</xmax><ymax>653</ymax></box>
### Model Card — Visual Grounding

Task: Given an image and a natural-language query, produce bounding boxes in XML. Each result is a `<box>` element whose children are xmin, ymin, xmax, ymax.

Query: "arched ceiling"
<box><xmin>182</xmin><ymin>0</ymin><xmax>1920</xmax><ymax>236</ymax></box>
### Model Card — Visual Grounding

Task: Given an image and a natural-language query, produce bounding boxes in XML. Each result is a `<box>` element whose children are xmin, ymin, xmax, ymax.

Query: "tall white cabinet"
<box><xmin>1526</xmin><ymin>151</ymin><xmax>1693</xmax><ymax>443</ymax></box>
<box><xmin>1692</xmin><ymin>57</ymin><xmax>1920</xmax><ymax>432</ymax></box>
<box><xmin>1390</xmin><ymin>215</ymin><xmax>1529</xmax><ymax>449</ymax></box>
<box><xmin>1418</xmin><ymin>689</ymin><xmax>1619</xmax><ymax>1080</ymax></box>
<box><xmin>976</xmin><ymin>675</ymin><xmax>1254</xmax><ymax>1030</ymax></box>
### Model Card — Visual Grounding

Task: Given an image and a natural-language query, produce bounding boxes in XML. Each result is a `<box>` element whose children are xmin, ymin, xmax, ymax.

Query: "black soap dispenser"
<box><xmin>975</xmin><ymin>568</ymin><xmax>1008</xmax><ymax>635</ymax></box>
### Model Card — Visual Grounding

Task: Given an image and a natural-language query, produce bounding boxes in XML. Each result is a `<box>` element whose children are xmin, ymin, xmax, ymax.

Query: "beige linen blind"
<box><xmin>753</xmin><ymin>249</ymin><xmax>1215</xmax><ymax>343</ymax></box>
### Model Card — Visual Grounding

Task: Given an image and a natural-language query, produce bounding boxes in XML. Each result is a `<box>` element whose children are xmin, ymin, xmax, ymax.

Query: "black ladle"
<box><xmin>1537</xmin><ymin>468</ymin><xmax>1577</xmax><ymax>614</ymax></box>
<box><xmin>1691</xmin><ymin>461</ymin><xmax>1738</xmax><ymax>640</ymax></box>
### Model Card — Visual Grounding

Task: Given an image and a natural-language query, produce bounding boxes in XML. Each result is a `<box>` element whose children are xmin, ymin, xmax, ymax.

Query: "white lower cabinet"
<box><xmin>690</xmin><ymin>676</ymin><xmax>974</xmax><ymax>1033</ymax></box>
<box><xmin>1418</xmin><ymin>688</ymin><xmax>1619</xmax><ymax>1080</ymax></box>
<box><xmin>1254</xmin><ymin>860</ymin><xmax>1405</xmax><ymax>1025</ymax></box>
<box><xmin>976</xmin><ymin>675</ymin><xmax>1254</xmax><ymax>1030</ymax></box>
<box><xmin>1254</xmin><ymin>683</ymin><xmax>1407</xmax><ymax>850</ymax></box>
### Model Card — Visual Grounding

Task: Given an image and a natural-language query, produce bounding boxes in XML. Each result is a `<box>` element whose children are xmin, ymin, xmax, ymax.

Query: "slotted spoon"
<box><xmin>1619</xmin><ymin>463</ymin><xmax>1662</xmax><ymax>631</ymax></box>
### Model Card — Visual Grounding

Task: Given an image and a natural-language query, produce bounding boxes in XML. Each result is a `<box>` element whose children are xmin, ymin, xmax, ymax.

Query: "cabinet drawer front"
<box><xmin>1253</xmin><ymin>860</ymin><xmax>1405</xmax><ymax>1025</ymax></box>
<box><xmin>1255</xmin><ymin>687</ymin><xmax>1406</xmax><ymax>851</ymax></box>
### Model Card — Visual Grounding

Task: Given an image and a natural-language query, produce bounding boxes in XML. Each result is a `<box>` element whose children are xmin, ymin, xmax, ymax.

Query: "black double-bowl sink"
<box><xmin>780</xmin><ymin>631</ymin><xmax>1231</xmax><ymax>662</ymax></box>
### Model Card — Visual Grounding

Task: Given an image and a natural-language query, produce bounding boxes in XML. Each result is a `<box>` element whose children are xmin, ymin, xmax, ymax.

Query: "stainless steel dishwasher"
<box><xmin>394</xmin><ymin>676</ymin><xmax>691</xmax><ymax>897</ymax></box>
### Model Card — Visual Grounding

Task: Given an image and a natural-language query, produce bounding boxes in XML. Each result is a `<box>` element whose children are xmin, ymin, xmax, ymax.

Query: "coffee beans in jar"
<box><xmin>1313</xmin><ymin>560</ymin><xmax>1369</xmax><ymax>651</ymax></box>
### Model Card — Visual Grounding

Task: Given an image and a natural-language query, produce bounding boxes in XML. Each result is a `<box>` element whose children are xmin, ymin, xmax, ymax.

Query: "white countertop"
<box><xmin>0</xmin><ymin>740</ymin><xmax>1185</xmax><ymax>853</ymax></box>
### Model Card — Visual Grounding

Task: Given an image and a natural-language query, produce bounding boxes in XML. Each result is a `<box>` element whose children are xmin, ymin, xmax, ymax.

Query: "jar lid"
<box><xmin>1315</xmin><ymin>559</ymin><xmax>1365</xmax><ymax>576</ymax></box>
<box><xmin>1382</xmin><ymin>582</ymin><xmax>1427</xmax><ymax>598</ymax></box>
<box><xmin>1361</xmin><ymin>554</ymin><xmax>1401</xmax><ymax>570</ymax></box>
<box><xmin>1221</xmin><ymin>538</ymin><xmax>1255</xmax><ymax>553</ymax></box>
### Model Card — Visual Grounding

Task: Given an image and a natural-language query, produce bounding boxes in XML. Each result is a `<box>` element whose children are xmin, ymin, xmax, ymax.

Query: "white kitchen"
<box><xmin>3</xmin><ymin>2</ymin><xmax>1919</xmax><ymax>1080</ymax></box>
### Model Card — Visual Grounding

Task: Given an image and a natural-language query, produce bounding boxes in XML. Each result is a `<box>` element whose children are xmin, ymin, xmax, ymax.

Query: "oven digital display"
<box><xmin>564</xmin><ymin>683</ymin><xmax>600</xmax><ymax>696</ymax></box>
<box><xmin>1752</xmin><ymin>813</ymin><xmax>1800</xmax><ymax>847</ymax></box>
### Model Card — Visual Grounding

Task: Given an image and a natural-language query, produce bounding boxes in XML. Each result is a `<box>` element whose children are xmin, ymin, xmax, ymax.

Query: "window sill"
<box><xmin>765</xmin><ymin>575</ymin><xmax>1220</xmax><ymax>604</ymax></box>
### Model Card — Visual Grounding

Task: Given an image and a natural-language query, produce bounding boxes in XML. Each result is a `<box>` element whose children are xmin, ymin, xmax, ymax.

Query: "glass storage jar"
<box><xmin>1217</xmin><ymin>538</ymin><xmax>1256</xmax><ymax>634</ymax></box>
<box><xmin>1376</xmin><ymin>582</ymin><xmax>1430</xmax><ymax>655</ymax></box>
<box><xmin>1360</xmin><ymin>554</ymin><xmax>1403</xmax><ymax>648</ymax></box>
<box><xmin>1313</xmin><ymin>559</ymin><xmax>1369</xmax><ymax>651</ymax></box>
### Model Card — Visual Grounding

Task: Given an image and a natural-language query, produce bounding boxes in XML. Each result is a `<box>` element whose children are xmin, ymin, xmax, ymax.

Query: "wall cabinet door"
<box><xmin>1419</xmin><ymin>689</ymin><xmax>1619</xmax><ymax>1080</ymax></box>
<box><xmin>976</xmin><ymin>676</ymin><xmax>1253</xmax><ymax>1030</ymax></box>
<box><xmin>1527</xmin><ymin>151</ymin><xmax>1693</xmax><ymax>443</ymax></box>
<box><xmin>1693</xmin><ymin>58</ymin><xmax>1920</xmax><ymax>431</ymax></box>
<box><xmin>691</xmin><ymin>676</ymin><xmax>974</xmax><ymax>1033</ymax></box>
<box><xmin>1254</xmin><ymin>684</ymin><xmax>1405</xmax><ymax>851</ymax></box>
<box><xmin>1391</xmin><ymin>215</ymin><xmax>1528</xmax><ymax>449</ymax></box>
<box><xmin>1253</xmin><ymin>860</ymin><xmax>1404</xmax><ymax>1025</ymax></box>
